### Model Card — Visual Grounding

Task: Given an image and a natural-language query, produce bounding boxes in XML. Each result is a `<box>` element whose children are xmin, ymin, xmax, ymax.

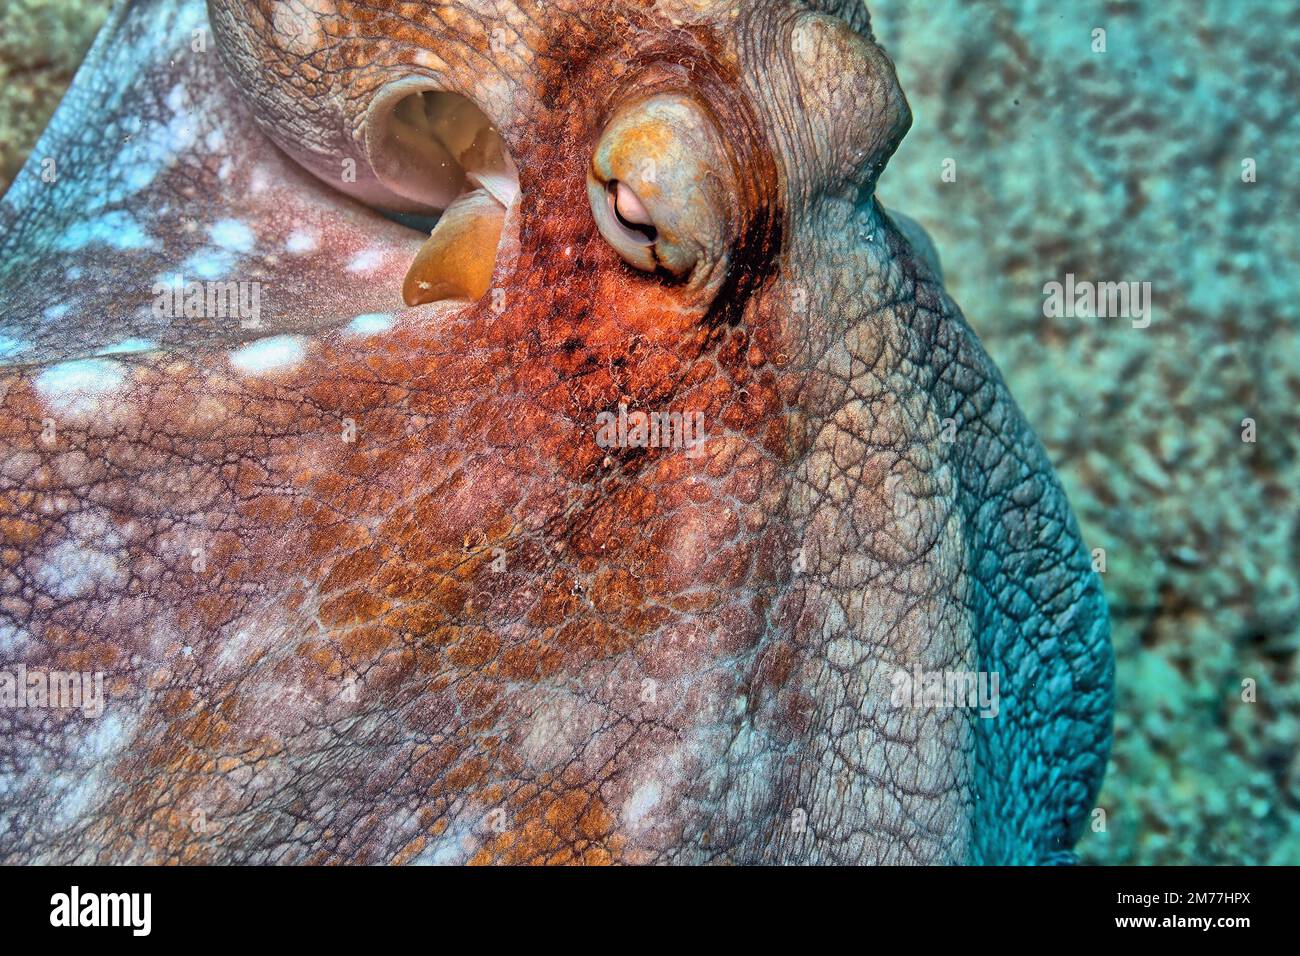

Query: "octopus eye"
<box><xmin>607</xmin><ymin>180</ymin><xmax>657</xmax><ymax>245</ymax></box>
<box><xmin>586</xmin><ymin>93</ymin><xmax>734</xmax><ymax>286</ymax></box>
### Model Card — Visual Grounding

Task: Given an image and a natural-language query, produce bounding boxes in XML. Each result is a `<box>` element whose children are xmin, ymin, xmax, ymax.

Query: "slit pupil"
<box><xmin>608</xmin><ymin>180</ymin><xmax>657</xmax><ymax>243</ymax></box>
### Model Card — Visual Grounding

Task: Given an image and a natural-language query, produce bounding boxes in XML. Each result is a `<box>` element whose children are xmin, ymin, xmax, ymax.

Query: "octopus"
<box><xmin>0</xmin><ymin>0</ymin><xmax>1112</xmax><ymax>864</ymax></box>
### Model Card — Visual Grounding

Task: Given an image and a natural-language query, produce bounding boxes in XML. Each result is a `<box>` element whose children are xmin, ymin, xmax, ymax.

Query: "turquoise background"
<box><xmin>873</xmin><ymin>0</ymin><xmax>1299</xmax><ymax>864</ymax></box>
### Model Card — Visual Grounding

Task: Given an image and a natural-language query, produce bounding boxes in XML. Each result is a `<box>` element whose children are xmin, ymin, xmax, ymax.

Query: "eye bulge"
<box><xmin>204</xmin><ymin>0</ymin><xmax>776</xmax><ymax>313</ymax></box>
<box><xmin>586</xmin><ymin>93</ymin><xmax>737</xmax><ymax>289</ymax></box>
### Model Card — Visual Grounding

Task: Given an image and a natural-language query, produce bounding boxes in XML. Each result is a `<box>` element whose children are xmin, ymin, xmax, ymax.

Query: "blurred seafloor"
<box><xmin>1</xmin><ymin>0</ymin><xmax>1296</xmax><ymax>864</ymax></box>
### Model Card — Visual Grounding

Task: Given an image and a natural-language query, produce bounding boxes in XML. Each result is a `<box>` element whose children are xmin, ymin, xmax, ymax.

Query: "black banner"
<box><xmin>0</xmin><ymin>865</ymin><xmax>1282</xmax><ymax>942</ymax></box>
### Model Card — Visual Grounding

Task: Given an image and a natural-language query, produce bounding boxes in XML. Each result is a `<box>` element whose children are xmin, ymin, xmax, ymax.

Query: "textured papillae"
<box><xmin>0</xmin><ymin>0</ymin><xmax>1110</xmax><ymax>863</ymax></box>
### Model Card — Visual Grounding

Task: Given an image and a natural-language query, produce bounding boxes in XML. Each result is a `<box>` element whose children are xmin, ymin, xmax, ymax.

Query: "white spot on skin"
<box><xmin>347</xmin><ymin>248</ymin><xmax>384</xmax><ymax>272</ymax></box>
<box><xmin>0</xmin><ymin>624</ymin><xmax>27</xmax><ymax>654</ymax></box>
<box><xmin>285</xmin><ymin>229</ymin><xmax>318</xmax><ymax>254</ymax></box>
<box><xmin>96</xmin><ymin>338</ymin><xmax>156</xmax><ymax>356</ymax></box>
<box><xmin>87</xmin><ymin>713</ymin><xmax>129</xmax><ymax>756</ymax></box>
<box><xmin>344</xmin><ymin>313</ymin><xmax>395</xmax><ymax>337</ymax></box>
<box><xmin>36</xmin><ymin>512</ymin><xmax>124</xmax><ymax>599</ymax></box>
<box><xmin>210</xmin><ymin>218</ymin><xmax>256</xmax><ymax>253</ymax></box>
<box><xmin>55</xmin><ymin>211</ymin><xmax>155</xmax><ymax>252</ymax></box>
<box><xmin>791</xmin><ymin>24</ymin><xmax>820</xmax><ymax>67</ymax></box>
<box><xmin>229</xmin><ymin>335</ymin><xmax>307</xmax><ymax>375</ymax></box>
<box><xmin>166</xmin><ymin>82</ymin><xmax>188</xmax><ymax>114</ymax></box>
<box><xmin>35</xmin><ymin>358</ymin><xmax>127</xmax><ymax>417</ymax></box>
<box><xmin>623</xmin><ymin>779</ymin><xmax>662</xmax><ymax>831</ymax></box>
<box><xmin>216</xmin><ymin>627</ymin><xmax>259</xmax><ymax>670</ymax></box>
<box><xmin>249</xmin><ymin>165</ymin><xmax>272</xmax><ymax>194</ymax></box>
<box><xmin>179</xmin><ymin>249</ymin><xmax>235</xmax><ymax>281</ymax></box>
<box><xmin>52</xmin><ymin>713</ymin><xmax>136</xmax><ymax>827</ymax></box>
<box><xmin>109</xmin><ymin>78</ymin><xmax>207</xmax><ymax>200</ymax></box>
<box><xmin>520</xmin><ymin>694</ymin><xmax>599</xmax><ymax>768</ymax></box>
<box><xmin>0</xmin><ymin>333</ymin><xmax>29</xmax><ymax>361</ymax></box>
<box><xmin>412</xmin><ymin>818</ymin><xmax>476</xmax><ymax>865</ymax></box>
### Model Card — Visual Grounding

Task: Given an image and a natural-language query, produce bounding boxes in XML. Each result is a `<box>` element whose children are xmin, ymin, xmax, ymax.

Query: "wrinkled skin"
<box><xmin>0</xmin><ymin>0</ymin><xmax>1111</xmax><ymax>864</ymax></box>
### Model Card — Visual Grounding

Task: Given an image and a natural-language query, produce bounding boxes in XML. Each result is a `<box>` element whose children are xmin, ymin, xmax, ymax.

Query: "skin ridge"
<box><xmin>896</xmin><ymin>226</ymin><xmax>1114</xmax><ymax>863</ymax></box>
<box><xmin>0</xmin><ymin>0</ymin><xmax>1112</xmax><ymax>864</ymax></box>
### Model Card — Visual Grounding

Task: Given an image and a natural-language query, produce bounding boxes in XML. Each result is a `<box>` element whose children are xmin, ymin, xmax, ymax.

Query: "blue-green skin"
<box><xmin>0</xmin><ymin>0</ymin><xmax>1112</xmax><ymax>863</ymax></box>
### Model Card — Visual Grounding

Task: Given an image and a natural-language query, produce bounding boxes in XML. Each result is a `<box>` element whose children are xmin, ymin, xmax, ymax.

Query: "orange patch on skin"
<box><xmin>159</xmin><ymin>689</ymin><xmax>196</xmax><ymax>719</ymax></box>
<box><xmin>0</xmin><ymin>516</ymin><xmax>41</xmax><ymax>547</ymax></box>
<box><xmin>318</xmin><ymin>588</ymin><xmax>392</xmax><ymax>628</ymax></box>
<box><xmin>176</xmin><ymin>704</ymin><xmax>234</xmax><ymax>751</ymax></box>
<box><xmin>446</xmin><ymin>628</ymin><xmax>500</xmax><ymax>668</ymax></box>
<box><xmin>497</xmin><ymin>639</ymin><xmax>556</xmax><ymax>682</ymax></box>
<box><xmin>605</xmin><ymin>121</ymin><xmax>674</xmax><ymax>188</ymax></box>
<box><xmin>318</xmin><ymin>545</ymin><xmax>386</xmax><ymax>593</ymax></box>
<box><xmin>443</xmin><ymin>754</ymin><xmax>489</xmax><ymax>792</ymax></box>
<box><xmin>338</xmin><ymin>623</ymin><xmax>397</xmax><ymax>661</ymax></box>
<box><xmin>479</xmin><ymin>789</ymin><xmax>623</xmax><ymax>865</ymax></box>
<box><xmin>240</xmin><ymin>494</ymin><xmax>300</xmax><ymax>527</ymax></box>
<box><xmin>381</xmin><ymin>603</ymin><xmax>453</xmax><ymax>642</ymax></box>
<box><xmin>552</xmin><ymin>616</ymin><xmax>636</xmax><ymax>667</ymax></box>
<box><xmin>391</xmin><ymin>835</ymin><xmax>427</xmax><ymax>865</ymax></box>
<box><xmin>38</xmin><ymin>627</ymin><xmax>122</xmax><ymax>674</ymax></box>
